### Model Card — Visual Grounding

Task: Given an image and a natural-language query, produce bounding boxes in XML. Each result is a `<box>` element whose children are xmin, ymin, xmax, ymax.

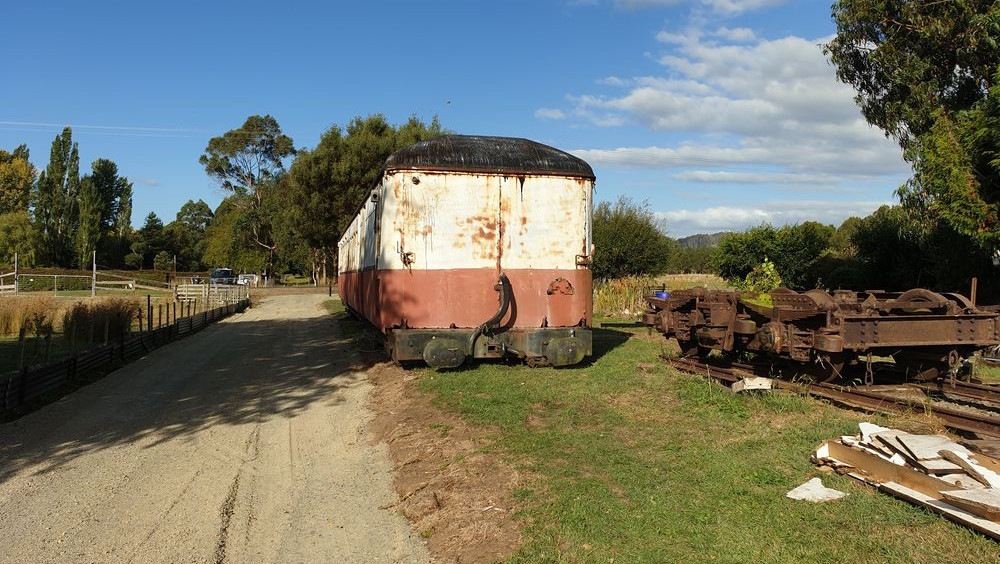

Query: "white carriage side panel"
<box><xmin>337</xmin><ymin>211</ymin><xmax>361</xmax><ymax>275</ymax></box>
<box><xmin>378</xmin><ymin>171</ymin><xmax>591</xmax><ymax>272</ymax></box>
<box><xmin>380</xmin><ymin>172</ymin><xmax>502</xmax><ymax>271</ymax></box>
<box><xmin>501</xmin><ymin>176</ymin><xmax>592</xmax><ymax>270</ymax></box>
<box><xmin>359</xmin><ymin>193</ymin><xmax>379</xmax><ymax>270</ymax></box>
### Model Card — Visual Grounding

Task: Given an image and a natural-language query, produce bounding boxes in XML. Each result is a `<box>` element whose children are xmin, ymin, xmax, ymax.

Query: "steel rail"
<box><xmin>916</xmin><ymin>379</ymin><xmax>1000</xmax><ymax>404</ymax></box>
<box><xmin>664</xmin><ymin>356</ymin><xmax>1000</xmax><ymax>438</ymax></box>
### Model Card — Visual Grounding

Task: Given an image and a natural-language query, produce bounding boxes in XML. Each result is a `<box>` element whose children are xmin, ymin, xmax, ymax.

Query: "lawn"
<box><xmin>397</xmin><ymin>321</ymin><xmax>999</xmax><ymax>563</ymax></box>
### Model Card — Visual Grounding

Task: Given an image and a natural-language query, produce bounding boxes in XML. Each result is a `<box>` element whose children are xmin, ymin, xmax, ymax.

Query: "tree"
<box><xmin>591</xmin><ymin>196</ymin><xmax>674</xmax><ymax>280</ymax></box>
<box><xmin>153</xmin><ymin>251</ymin><xmax>173</xmax><ymax>272</ymax></box>
<box><xmin>826</xmin><ymin>1</ymin><xmax>1000</xmax><ymax>149</ymax></box>
<box><xmin>715</xmin><ymin>225</ymin><xmax>779</xmax><ymax>283</ymax></box>
<box><xmin>33</xmin><ymin>127</ymin><xmax>81</xmax><ymax>267</ymax></box>
<box><xmin>124</xmin><ymin>212</ymin><xmax>167</xmax><ymax>270</ymax></box>
<box><xmin>0</xmin><ymin>212</ymin><xmax>37</xmax><ymax>267</ymax></box>
<box><xmin>0</xmin><ymin>145</ymin><xmax>34</xmax><ymax>214</ymax></box>
<box><xmin>74</xmin><ymin>177</ymin><xmax>101</xmax><ymax>268</ymax></box>
<box><xmin>201</xmin><ymin>198</ymin><xmax>268</xmax><ymax>274</ymax></box>
<box><xmin>828</xmin><ymin>216</ymin><xmax>862</xmax><ymax>256</ymax></box>
<box><xmin>199</xmin><ymin>114</ymin><xmax>295</xmax><ymax>198</ymax></box>
<box><xmin>176</xmin><ymin>199</ymin><xmax>213</xmax><ymax>231</ymax></box>
<box><xmin>199</xmin><ymin>115</ymin><xmax>295</xmax><ymax>280</ymax></box>
<box><xmin>285</xmin><ymin>114</ymin><xmax>443</xmax><ymax>283</ymax></box>
<box><xmin>85</xmin><ymin>159</ymin><xmax>132</xmax><ymax>230</ymax></box>
<box><xmin>164</xmin><ymin>199</ymin><xmax>213</xmax><ymax>271</ymax></box>
<box><xmin>715</xmin><ymin>222</ymin><xmax>834</xmax><ymax>289</ymax></box>
<box><xmin>774</xmin><ymin>221</ymin><xmax>835</xmax><ymax>289</ymax></box>
<box><xmin>112</xmin><ymin>179</ymin><xmax>133</xmax><ymax>268</ymax></box>
<box><xmin>827</xmin><ymin>2</ymin><xmax>1000</xmax><ymax>255</ymax></box>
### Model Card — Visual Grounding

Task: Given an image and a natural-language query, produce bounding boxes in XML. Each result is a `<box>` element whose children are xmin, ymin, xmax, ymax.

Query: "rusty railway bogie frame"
<box><xmin>644</xmin><ymin>287</ymin><xmax>1000</xmax><ymax>382</ymax></box>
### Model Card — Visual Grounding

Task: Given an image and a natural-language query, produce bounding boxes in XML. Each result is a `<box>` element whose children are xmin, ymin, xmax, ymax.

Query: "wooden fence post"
<box><xmin>17</xmin><ymin>326</ymin><xmax>26</xmax><ymax>370</ymax></box>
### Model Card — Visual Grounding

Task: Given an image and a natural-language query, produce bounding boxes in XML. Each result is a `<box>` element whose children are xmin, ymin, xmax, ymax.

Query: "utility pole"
<box><xmin>13</xmin><ymin>252</ymin><xmax>18</xmax><ymax>295</ymax></box>
<box><xmin>92</xmin><ymin>250</ymin><xmax>97</xmax><ymax>298</ymax></box>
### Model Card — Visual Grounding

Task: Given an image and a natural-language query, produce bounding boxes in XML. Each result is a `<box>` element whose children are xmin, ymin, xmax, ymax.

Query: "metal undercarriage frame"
<box><xmin>387</xmin><ymin>326</ymin><xmax>592</xmax><ymax>368</ymax></box>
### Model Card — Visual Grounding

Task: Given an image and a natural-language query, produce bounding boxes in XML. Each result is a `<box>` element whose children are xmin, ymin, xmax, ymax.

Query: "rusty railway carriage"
<box><xmin>337</xmin><ymin>135</ymin><xmax>594</xmax><ymax>368</ymax></box>
<box><xmin>644</xmin><ymin>287</ymin><xmax>1000</xmax><ymax>382</ymax></box>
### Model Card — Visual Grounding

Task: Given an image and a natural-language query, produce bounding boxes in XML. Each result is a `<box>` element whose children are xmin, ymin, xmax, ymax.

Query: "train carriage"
<box><xmin>337</xmin><ymin>135</ymin><xmax>594</xmax><ymax>368</ymax></box>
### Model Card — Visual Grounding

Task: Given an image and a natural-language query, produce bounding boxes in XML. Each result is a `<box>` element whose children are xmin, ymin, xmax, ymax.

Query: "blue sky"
<box><xmin>0</xmin><ymin>0</ymin><xmax>909</xmax><ymax>237</ymax></box>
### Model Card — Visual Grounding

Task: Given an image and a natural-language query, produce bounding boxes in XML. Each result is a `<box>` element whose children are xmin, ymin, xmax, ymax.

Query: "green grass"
<box><xmin>393</xmin><ymin>320</ymin><xmax>1000</xmax><ymax>563</ymax></box>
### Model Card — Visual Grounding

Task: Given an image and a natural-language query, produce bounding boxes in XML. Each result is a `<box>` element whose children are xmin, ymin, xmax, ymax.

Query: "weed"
<box><xmin>593</xmin><ymin>276</ymin><xmax>656</xmax><ymax>317</ymax></box>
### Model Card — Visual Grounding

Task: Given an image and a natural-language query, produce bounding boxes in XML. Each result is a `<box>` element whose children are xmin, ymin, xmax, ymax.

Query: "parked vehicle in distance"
<box><xmin>237</xmin><ymin>274</ymin><xmax>258</xmax><ymax>286</ymax></box>
<box><xmin>210</xmin><ymin>268</ymin><xmax>236</xmax><ymax>285</ymax></box>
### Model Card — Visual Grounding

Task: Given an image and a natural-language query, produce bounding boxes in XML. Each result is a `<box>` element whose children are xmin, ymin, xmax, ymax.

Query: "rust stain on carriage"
<box><xmin>466</xmin><ymin>216</ymin><xmax>497</xmax><ymax>243</ymax></box>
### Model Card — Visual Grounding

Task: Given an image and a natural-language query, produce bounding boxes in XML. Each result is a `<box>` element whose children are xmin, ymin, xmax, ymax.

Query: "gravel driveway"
<box><xmin>0</xmin><ymin>294</ymin><xmax>429</xmax><ymax>564</ymax></box>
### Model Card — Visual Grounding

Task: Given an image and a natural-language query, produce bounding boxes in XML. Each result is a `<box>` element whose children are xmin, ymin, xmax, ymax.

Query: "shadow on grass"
<box><xmin>0</xmin><ymin>296</ymin><xmax>369</xmax><ymax>482</ymax></box>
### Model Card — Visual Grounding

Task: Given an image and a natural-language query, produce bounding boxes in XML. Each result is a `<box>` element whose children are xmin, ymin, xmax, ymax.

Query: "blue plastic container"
<box><xmin>654</xmin><ymin>291</ymin><xmax>669</xmax><ymax>299</ymax></box>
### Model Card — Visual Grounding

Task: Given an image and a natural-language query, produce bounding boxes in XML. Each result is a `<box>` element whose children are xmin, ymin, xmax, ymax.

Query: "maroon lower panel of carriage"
<box><xmin>338</xmin><ymin>268</ymin><xmax>593</xmax><ymax>367</ymax></box>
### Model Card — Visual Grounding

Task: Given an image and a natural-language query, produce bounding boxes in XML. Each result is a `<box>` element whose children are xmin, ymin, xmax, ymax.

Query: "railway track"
<box><xmin>665</xmin><ymin>356</ymin><xmax>1000</xmax><ymax>438</ymax></box>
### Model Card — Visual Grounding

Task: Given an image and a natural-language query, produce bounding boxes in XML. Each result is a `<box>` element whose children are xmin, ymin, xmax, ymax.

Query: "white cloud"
<box><xmin>535</xmin><ymin>108</ymin><xmax>567</xmax><ymax>120</ymax></box>
<box><xmin>672</xmin><ymin>170</ymin><xmax>842</xmax><ymax>185</ymax></box>
<box><xmin>561</xmin><ymin>30</ymin><xmax>910</xmax><ymax>183</ymax></box>
<box><xmin>615</xmin><ymin>0</ymin><xmax>787</xmax><ymax>16</ymax></box>
<box><xmin>656</xmin><ymin>200</ymin><xmax>889</xmax><ymax>237</ymax></box>
<box><xmin>137</xmin><ymin>178</ymin><xmax>160</xmax><ymax>187</ymax></box>
<box><xmin>572</xmin><ymin>135</ymin><xmax>907</xmax><ymax>177</ymax></box>
<box><xmin>597</xmin><ymin>76</ymin><xmax>627</xmax><ymax>86</ymax></box>
<box><xmin>713</xmin><ymin>26</ymin><xmax>756</xmax><ymax>42</ymax></box>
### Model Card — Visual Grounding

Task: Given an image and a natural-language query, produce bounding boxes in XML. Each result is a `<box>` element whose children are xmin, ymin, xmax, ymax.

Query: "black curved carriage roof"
<box><xmin>383</xmin><ymin>135</ymin><xmax>595</xmax><ymax>179</ymax></box>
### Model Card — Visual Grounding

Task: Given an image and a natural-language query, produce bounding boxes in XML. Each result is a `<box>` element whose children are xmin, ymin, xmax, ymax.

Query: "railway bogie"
<box><xmin>645</xmin><ymin>287</ymin><xmax>1000</xmax><ymax>382</ymax></box>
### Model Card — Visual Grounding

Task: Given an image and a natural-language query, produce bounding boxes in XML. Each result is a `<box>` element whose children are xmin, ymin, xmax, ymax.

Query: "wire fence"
<box><xmin>0</xmin><ymin>270</ymin><xmax>185</xmax><ymax>296</ymax></box>
<box><xmin>2</xmin><ymin>297</ymin><xmax>251</xmax><ymax>418</ymax></box>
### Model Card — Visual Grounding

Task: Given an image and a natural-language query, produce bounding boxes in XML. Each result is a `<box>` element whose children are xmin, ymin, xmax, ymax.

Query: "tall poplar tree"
<box><xmin>113</xmin><ymin>179</ymin><xmax>133</xmax><ymax>267</ymax></box>
<box><xmin>33</xmin><ymin>127</ymin><xmax>80</xmax><ymax>267</ymax></box>
<box><xmin>75</xmin><ymin>177</ymin><xmax>101</xmax><ymax>268</ymax></box>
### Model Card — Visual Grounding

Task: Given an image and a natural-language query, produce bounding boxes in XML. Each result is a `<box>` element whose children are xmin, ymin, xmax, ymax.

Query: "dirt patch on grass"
<box><xmin>367</xmin><ymin>362</ymin><xmax>524</xmax><ymax>564</ymax></box>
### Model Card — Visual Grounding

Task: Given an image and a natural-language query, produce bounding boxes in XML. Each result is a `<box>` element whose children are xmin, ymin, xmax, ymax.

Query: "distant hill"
<box><xmin>676</xmin><ymin>232</ymin><xmax>728</xmax><ymax>249</ymax></box>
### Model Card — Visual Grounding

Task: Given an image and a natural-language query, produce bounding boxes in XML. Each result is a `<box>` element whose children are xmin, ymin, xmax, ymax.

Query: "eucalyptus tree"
<box><xmin>827</xmin><ymin>1</ymin><xmax>1000</xmax><ymax>253</ymax></box>
<box><xmin>199</xmin><ymin>115</ymin><xmax>295</xmax><ymax>279</ymax></box>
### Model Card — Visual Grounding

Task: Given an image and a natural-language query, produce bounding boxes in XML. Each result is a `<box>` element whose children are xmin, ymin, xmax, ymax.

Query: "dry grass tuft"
<box><xmin>62</xmin><ymin>297</ymin><xmax>140</xmax><ymax>346</ymax></box>
<box><xmin>0</xmin><ymin>296</ymin><xmax>60</xmax><ymax>336</ymax></box>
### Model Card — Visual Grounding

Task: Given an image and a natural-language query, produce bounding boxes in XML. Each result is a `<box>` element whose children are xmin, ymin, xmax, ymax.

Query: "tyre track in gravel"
<box><xmin>0</xmin><ymin>294</ymin><xmax>429</xmax><ymax>564</ymax></box>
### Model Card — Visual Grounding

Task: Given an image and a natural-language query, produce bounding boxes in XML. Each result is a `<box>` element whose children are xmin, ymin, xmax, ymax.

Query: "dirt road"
<box><xmin>0</xmin><ymin>294</ymin><xmax>429</xmax><ymax>564</ymax></box>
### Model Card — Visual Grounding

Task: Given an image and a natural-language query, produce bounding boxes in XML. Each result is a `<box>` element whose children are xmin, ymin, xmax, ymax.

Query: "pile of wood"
<box><xmin>813</xmin><ymin>423</ymin><xmax>1000</xmax><ymax>539</ymax></box>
